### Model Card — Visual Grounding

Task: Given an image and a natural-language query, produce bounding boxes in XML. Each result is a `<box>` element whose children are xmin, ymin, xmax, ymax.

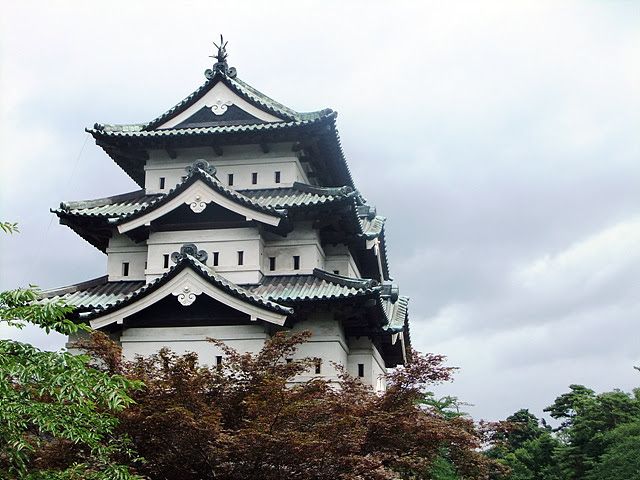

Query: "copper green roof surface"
<box><xmin>359</xmin><ymin>215</ymin><xmax>386</xmax><ymax>240</ymax></box>
<box><xmin>383</xmin><ymin>295</ymin><xmax>409</xmax><ymax>332</ymax></box>
<box><xmin>44</xmin><ymin>268</ymin><xmax>382</xmax><ymax>313</ymax></box>
<box><xmin>143</xmin><ymin>70</ymin><xmax>330</xmax><ymax>130</ymax></box>
<box><xmin>78</xmin><ymin>255</ymin><xmax>293</xmax><ymax>319</ymax></box>
<box><xmin>247</xmin><ymin>269</ymin><xmax>380</xmax><ymax>303</ymax></box>
<box><xmin>54</xmin><ymin>182</ymin><xmax>357</xmax><ymax>220</ymax></box>
<box><xmin>89</xmin><ymin>115</ymin><xmax>332</xmax><ymax>138</ymax></box>
<box><xmin>44</xmin><ymin>276</ymin><xmax>145</xmax><ymax>310</ymax></box>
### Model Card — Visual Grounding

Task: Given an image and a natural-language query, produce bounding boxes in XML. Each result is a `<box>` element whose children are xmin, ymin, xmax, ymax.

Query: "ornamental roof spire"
<box><xmin>206</xmin><ymin>34</ymin><xmax>237</xmax><ymax>79</ymax></box>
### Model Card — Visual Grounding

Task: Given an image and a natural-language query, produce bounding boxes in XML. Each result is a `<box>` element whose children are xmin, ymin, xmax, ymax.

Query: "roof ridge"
<box><xmin>312</xmin><ymin>268</ymin><xmax>379</xmax><ymax>290</ymax></box>
<box><xmin>42</xmin><ymin>275</ymin><xmax>109</xmax><ymax>296</ymax></box>
<box><xmin>57</xmin><ymin>189</ymin><xmax>151</xmax><ymax>211</ymax></box>
<box><xmin>292</xmin><ymin>182</ymin><xmax>354</xmax><ymax>196</ymax></box>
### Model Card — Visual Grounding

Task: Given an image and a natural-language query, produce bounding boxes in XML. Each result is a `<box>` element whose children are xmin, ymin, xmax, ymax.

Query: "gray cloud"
<box><xmin>1</xmin><ymin>0</ymin><xmax>639</xmax><ymax>421</ymax></box>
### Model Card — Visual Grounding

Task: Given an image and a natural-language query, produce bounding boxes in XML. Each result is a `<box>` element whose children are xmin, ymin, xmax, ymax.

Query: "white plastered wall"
<box><xmin>263</xmin><ymin>222</ymin><xmax>324</xmax><ymax>275</ymax></box>
<box><xmin>107</xmin><ymin>233</ymin><xmax>147</xmax><ymax>281</ymax></box>
<box><xmin>144</xmin><ymin>144</ymin><xmax>309</xmax><ymax>193</ymax></box>
<box><xmin>120</xmin><ymin>325</ymin><xmax>268</xmax><ymax>361</ymax></box>
<box><xmin>347</xmin><ymin>336</ymin><xmax>387</xmax><ymax>393</ymax></box>
<box><xmin>323</xmin><ymin>243</ymin><xmax>361</xmax><ymax>278</ymax></box>
<box><xmin>146</xmin><ymin>228</ymin><xmax>263</xmax><ymax>284</ymax></box>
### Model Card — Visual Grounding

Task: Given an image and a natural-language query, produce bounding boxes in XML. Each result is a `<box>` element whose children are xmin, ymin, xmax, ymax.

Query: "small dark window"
<box><xmin>293</xmin><ymin>255</ymin><xmax>300</xmax><ymax>270</ymax></box>
<box><xmin>358</xmin><ymin>363</ymin><xmax>365</xmax><ymax>378</ymax></box>
<box><xmin>163</xmin><ymin>254</ymin><xmax>169</xmax><ymax>268</ymax></box>
<box><xmin>216</xmin><ymin>355</ymin><xmax>223</xmax><ymax>366</ymax></box>
<box><xmin>274</xmin><ymin>171</ymin><xmax>281</xmax><ymax>183</ymax></box>
<box><xmin>181</xmin><ymin>175</ymin><xmax>187</xmax><ymax>182</ymax></box>
<box><xmin>122</xmin><ymin>262</ymin><xmax>129</xmax><ymax>277</ymax></box>
<box><xmin>286</xmin><ymin>358</ymin><xmax>293</xmax><ymax>364</ymax></box>
<box><xmin>333</xmin><ymin>270</ymin><xmax>340</xmax><ymax>275</ymax></box>
<box><xmin>228</xmin><ymin>173</ymin><xmax>234</xmax><ymax>186</ymax></box>
<box><xmin>315</xmin><ymin>360</ymin><xmax>322</xmax><ymax>375</ymax></box>
<box><xmin>144</xmin><ymin>261</ymin><xmax>148</xmax><ymax>269</ymax></box>
<box><xmin>212</xmin><ymin>251</ymin><xmax>219</xmax><ymax>267</ymax></box>
<box><xmin>251</xmin><ymin>172</ymin><xmax>258</xmax><ymax>184</ymax></box>
<box><xmin>237</xmin><ymin>251</ymin><xmax>244</xmax><ymax>266</ymax></box>
<box><xmin>159</xmin><ymin>177</ymin><xmax>166</xmax><ymax>189</ymax></box>
<box><xmin>269</xmin><ymin>257</ymin><xmax>276</xmax><ymax>271</ymax></box>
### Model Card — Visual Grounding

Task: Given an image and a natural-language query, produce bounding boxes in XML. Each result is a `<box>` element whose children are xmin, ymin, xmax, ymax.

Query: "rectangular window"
<box><xmin>286</xmin><ymin>358</ymin><xmax>293</xmax><ymax>364</ymax></box>
<box><xmin>228</xmin><ymin>173</ymin><xmax>234</xmax><ymax>186</ymax></box>
<box><xmin>159</xmin><ymin>177</ymin><xmax>166</xmax><ymax>189</ymax></box>
<box><xmin>358</xmin><ymin>363</ymin><xmax>365</xmax><ymax>378</ymax></box>
<box><xmin>274</xmin><ymin>171</ymin><xmax>281</xmax><ymax>183</ymax></box>
<box><xmin>216</xmin><ymin>355</ymin><xmax>223</xmax><ymax>366</ymax></box>
<box><xmin>251</xmin><ymin>172</ymin><xmax>258</xmax><ymax>185</ymax></box>
<box><xmin>212</xmin><ymin>251</ymin><xmax>219</xmax><ymax>267</ymax></box>
<box><xmin>333</xmin><ymin>270</ymin><xmax>340</xmax><ymax>275</ymax></box>
<box><xmin>293</xmin><ymin>255</ymin><xmax>300</xmax><ymax>270</ymax></box>
<box><xmin>315</xmin><ymin>360</ymin><xmax>322</xmax><ymax>375</ymax></box>
<box><xmin>144</xmin><ymin>261</ymin><xmax>148</xmax><ymax>269</ymax></box>
<box><xmin>269</xmin><ymin>256</ymin><xmax>276</xmax><ymax>271</ymax></box>
<box><xmin>237</xmin><ymin>251</ymin><xmax>244</xmax><ymax>266</ymax></box>
<box><xmin>163</xmin><ymin>254</ymin><xmax>169</xmax><ymax>268</ymax></box>
<box><xmin>122</xmin><ymin>262</ymin><xmax>129</xmax><ymax>277</ymax></box>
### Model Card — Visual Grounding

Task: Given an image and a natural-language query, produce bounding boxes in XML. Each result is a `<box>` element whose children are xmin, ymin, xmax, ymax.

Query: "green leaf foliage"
<box><xmin>0</xmin><ymin>282</ymin><xmax>142</xmax><ymax>478</ymax></box>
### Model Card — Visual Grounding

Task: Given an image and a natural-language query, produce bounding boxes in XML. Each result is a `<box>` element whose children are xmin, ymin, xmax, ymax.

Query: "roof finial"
<box><xmin>205</xmin><ymin>35</ymin><xmax>237</xmax><ymax>79</ymax></box>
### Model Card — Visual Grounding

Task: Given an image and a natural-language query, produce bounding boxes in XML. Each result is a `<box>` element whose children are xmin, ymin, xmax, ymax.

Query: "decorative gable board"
<box><xmin>158</xmin><ymin>81</ymin><xmax>282</xmax><ymax>129</ymax></box>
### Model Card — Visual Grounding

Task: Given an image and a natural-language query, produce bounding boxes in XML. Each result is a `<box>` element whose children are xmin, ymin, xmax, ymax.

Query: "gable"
<box><xmin>117</xmin><ymin>178</ymin><xmax>284</xmax><ymax>234</ymax></box>
<box><xmin>157</xmin><ymin>81</ymin><xmax>282</xmax><ymax>129</ymax></box>
<box><xmin>90</xmin><ymin>267</ymin><xmax>288</xmax><ymax>329</ymax></box>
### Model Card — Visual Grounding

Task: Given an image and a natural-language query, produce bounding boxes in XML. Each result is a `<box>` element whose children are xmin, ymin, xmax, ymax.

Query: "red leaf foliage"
<box><xmin>76</xmin><ymin>331</ymin><xmax>505</xmax><ymax>479</ymax></box>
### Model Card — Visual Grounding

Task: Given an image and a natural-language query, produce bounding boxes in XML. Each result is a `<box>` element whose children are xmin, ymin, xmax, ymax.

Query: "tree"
<box><xmin>77</xmin><ymin>330</ymin><xmax>505</xmax><ymax>480</ymax></box>
<box><xmin>0</xmin><ymin>223</ymin><xmax>142</xmax><ymax>479</ymax></box>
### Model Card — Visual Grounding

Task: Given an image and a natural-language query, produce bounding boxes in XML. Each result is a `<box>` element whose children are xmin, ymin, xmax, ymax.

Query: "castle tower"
<box><xmin>46</xmin><ymin>40</ymin><xmax>409</xmax><ymax>390</ymax></box>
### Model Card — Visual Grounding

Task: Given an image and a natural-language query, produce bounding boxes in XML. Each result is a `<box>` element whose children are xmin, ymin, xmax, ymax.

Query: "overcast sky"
<box><xmin>1</xmin><ymin>1</ymin><xmax>639</xmax><ymax>421</ymax></box>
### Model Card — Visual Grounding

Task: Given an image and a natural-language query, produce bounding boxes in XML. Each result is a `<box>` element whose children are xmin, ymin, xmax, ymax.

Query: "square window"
<box><xmin>286</xmin><ymin>358</ymin><xmax>293</xmax><ymax>364</ymax></box>
<box><xmin>159</xmin><ymin>177</ymin><xmax>166</xmax><ymax>189</ymax></box>
<box><xmin>228</xmin><ymin>173</ymin><xmax>234</xmax><ymax>186</ymax></box>
<box><xmin>237</xmin><ymin>251</ymin><xmax>244</xmax><ymax>266</ymax></box>
<box><xmin>269</xmin><ymin>256</ymin><xmax>276</xmax><ymax>271</ymax></box>
<box><xmin>293</xmin><ymin>255</ymin><xmax>300</xmax><ymax>270</ymax></box>
<box><xmin>358</xmin><ymin>363</ymin><xmax>365</xmax><ymax>377</ymax></box>
<box><xmin>163</xmin><ymin>254</ymin><xmax>169</xmax><ymax>268</ymax></box>
<box><xmin>274</xmin><ymin>171</ymin><xmax>281</xmax><ymax>183</ymax></box>
<box><xmin>333</xmin><ymin>270</ymin><xmax>340</xmax><ymax>275</ymax></box>
<box><xmin>213</xmin><ymin>251</ymin><xmax>219</xmax><ymax>267</ymax></box>
<box><xmin>251</xmin><ymin>172</ymin><xmax>258</xmax><ymax>185</ymax></box>
<box><xmin>122</xmin><ymin>262</ymin><xmax>129</xmax><ymax>277</ymax></box>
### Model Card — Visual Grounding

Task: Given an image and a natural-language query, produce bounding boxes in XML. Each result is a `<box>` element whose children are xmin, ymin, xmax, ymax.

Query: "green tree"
<box><xmin>586</xmin><ymin>420</ymin><xmax>640</xmax><ymax>480</ymax></box>
<box><xmin>0</xmin><ymin>224</ymin><xmax>142</xmax><ymax>479</ymax></box>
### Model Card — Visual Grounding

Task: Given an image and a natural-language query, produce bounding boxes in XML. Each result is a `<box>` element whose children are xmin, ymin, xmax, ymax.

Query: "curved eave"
<box><xmin>88</xmin><ymin>113</ymin><xmax>354</xmax><ymax>189</ymax></box>
<box><xmin>143</xmin><ymin>71</ymin><xmax>329</xmax><ymax>130</ymax></box>
<box><xmin>112</xmin><ymin>168</ymin><xmax>286</xmax><ymax>233</ymax></box>
<box><xmin>84</xmin><ymin>256</ymin><xmax>292</xmax><ymax>328</ymax></box>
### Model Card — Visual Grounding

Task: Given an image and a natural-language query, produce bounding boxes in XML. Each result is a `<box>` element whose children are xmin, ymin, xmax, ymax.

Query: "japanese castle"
<box><xmin>47</xmin><ymin>39</ymin><xmax>410</xmax><ymax>390</ymax></box>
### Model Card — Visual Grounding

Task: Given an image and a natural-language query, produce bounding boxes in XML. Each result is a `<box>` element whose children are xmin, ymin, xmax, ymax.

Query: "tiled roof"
<box><xmin>142</xmin><ymin>70</ymin><xmax>330</xmax><ymax>130</ymax></box>
<box><xmin>359</xmin><ymin>215</ymin><xmax>386</xmax><ymax>240</ymax></box>
<box><xmin>239</xmin><ymin>183</ymin><xmax>356</xmax><ymax>209</ymax></box>
<box><xmin>383</xmin><ymin>295</ymin><xmax>409</xmax><ymax>332</ymax></box>
<box><xmin>74</xmin><ymin>256</ymin><xmax>293</xmax><ymax>320</ymax></box>
<box><xmin>44</xmin><ymin>276</ymin><xmax>145</xmax><ymax>310</ymax></box>
<box><xmin>89</xmin><ymin>115</ymin><xmax>333</xmax><ymax>138</ymax></box>
<box><xmin>54</xmin><ymin>182</ymin><xmax>357</xmax><ymax>220</ymax></box>
<box><xmin>56</xmin><ymin>190</ymin><xmax>161</xmax><ymax>218</ymax></box>
<box><xmin>247</xmin><ymin>269</ymin><xmax>380</xmax><ymax>303</ymax></box>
